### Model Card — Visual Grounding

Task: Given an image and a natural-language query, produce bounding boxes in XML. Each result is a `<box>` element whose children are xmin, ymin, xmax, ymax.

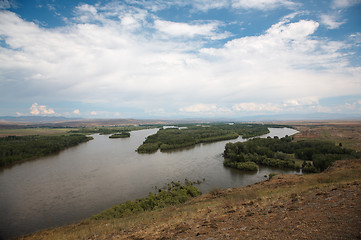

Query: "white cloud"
<box><xmin>30</xmin><ymin>103</ymin><xmax>55</xmax><ymax>115</ymax></box>
<box><xmin>179</xmin><ymin>104</ymin><xmax>231</xmax><ymax>115</ymax></box>
<box><xmin>232</xmin><ymin>102</ymin><xmax>282</xmax><ymax>112</ymax></box>
<box><xmin>0</xmin><ymin>4</ymin><xmax>360</xmax><ymax>118</ymax></box>
<box><xmin>73</xmin><ymin>109</ymin><xmax>80</xmax><ymax>114</ymax></box>
<box><xmin>349</xmin><ymin>32</ymin><xmax>361</xmax><ymax>44</ymax></box>
<box><xmin>332</xmin><ymin>0</ymin><xmax>361</xmax><ymax>8</ymax></box>
<box><xmin>231</xmin><ymin>0</ymin><xmax>299</xmax><ymax>10</ymax></box>
<box><xmin>266</xmin><ymin>19</ymin><xmax>319</xmax><ymax>40</ymax></box>
<box><xmin>320</xmin><ymin>14</ymin><xmax>346</xmax><ymax>29</ymax></box>
<box><xmin>191</xmin><ymin>0</ymin><xmax>229</xmax><ymax>11</ymax></box>
<box><xmin>90</xmin><ymin>111</ymin><xmax>97</xmax><ymax>115</ymax></box>
<box><xmin>283</xmin><ymin>97</ymin><xmax>319</xmax><ymax>107</ymax></box>
<box><xmin>180</xmin><ymin>104</ymin><xmax>218</xmax><ymax>113</ymax></box>
<box><xmin>154</xmin><ymin>20</ymin><xmax>224</xmax><ymax>39</ymax></box>
<box><xmin>125</xmin><ymin>0</ymin><xmax>297</xmax><ymax>12</ymax></box>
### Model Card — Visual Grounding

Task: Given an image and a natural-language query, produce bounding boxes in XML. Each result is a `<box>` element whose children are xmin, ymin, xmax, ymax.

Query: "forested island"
<box><xmin>223</xmin><ymin>136</ymin><xmax>361</xmax><ymax>172</ymax></box>
<box><xmin>0</xmin><ymin>134</ymin><xmax>93</xmax><ymax>167</ymax></box>
<box><xmin>109</xmin><ymin>132</ymin><xmax>130</xmax><ymax>138</ymax></box>
<box><xmin>136</xmin><ymin>123</ymin><xmax>283</xmax><ymax>153</ymax></box>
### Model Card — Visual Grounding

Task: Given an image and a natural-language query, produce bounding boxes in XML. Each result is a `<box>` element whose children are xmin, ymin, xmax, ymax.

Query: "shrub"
<box><xmin>269</xmin><ymin>172</ymin><xmax>278</xmax><ymax>179</ymax></box>
<box><xmin>223</xmin><ymin>160</ymin><xmax>258</xmax><ymax>171</ymax></box>
<box><xmin>92</xmin><ymin>181</ymin><xmax>201</xmax><ymax>220</ymax></box>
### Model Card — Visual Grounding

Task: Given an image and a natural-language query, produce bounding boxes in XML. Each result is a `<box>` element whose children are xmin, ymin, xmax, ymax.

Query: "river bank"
<box><xmin>19</xmin><ymin>159</ymin><xmax>361</xmax><ymax>239</ymax></box>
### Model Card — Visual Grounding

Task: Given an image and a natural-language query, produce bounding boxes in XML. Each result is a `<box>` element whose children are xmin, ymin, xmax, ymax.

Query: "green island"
<box><xmin>0</xmin><ymin>134</ymin><xmax>93</xmax><ymax>167</ymax></box>
<box><xmin>136</xmin><ymin>123</ymin><xmax>284</xmax><ymax>153</ymax></box>
<box><xmin>109</xmin><ymin>132</ymin><xmax>131</xmax><ymax>138</ymax></box>
<box><xmin>223</xmin><ymin>136</ymin><xmax>361</xmax><ymax>172</ymax></box>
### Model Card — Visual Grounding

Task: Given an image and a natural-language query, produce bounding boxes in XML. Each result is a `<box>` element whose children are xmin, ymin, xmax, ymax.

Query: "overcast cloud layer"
<box><xmin>0</xmin><ymin>0</ymin><xmax>361</xmax><ymax>119</ymax></box>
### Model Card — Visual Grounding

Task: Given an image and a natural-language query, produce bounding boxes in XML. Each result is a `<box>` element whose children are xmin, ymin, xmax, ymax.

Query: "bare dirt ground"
<box><xmin>111</xmin><ymin>160</ymin><xmax>361</xmax><ymax>240</ymax></box>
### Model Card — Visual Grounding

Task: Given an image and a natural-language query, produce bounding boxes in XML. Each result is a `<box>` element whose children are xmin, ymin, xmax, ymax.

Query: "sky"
<box><xmin>0</xmin><ymin>0</ymin><xmax>361</xmax><ymax>120</ymax></box>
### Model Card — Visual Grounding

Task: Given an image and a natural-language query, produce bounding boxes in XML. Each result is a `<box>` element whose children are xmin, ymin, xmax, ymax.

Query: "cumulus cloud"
<box><xmin>180</xmin><ymin>104</ymin><xmax>218</xmax><ymax>113</ymax></box>
<box><xmin>0</xmin><ymin>2</ymin><xmax>360</xmax><ymax>118</ymax></box>
<box><xmin>283</xmin><ymin>97</ymin><xmax>319</xmax><ymax>107</ymax></box>
<box><xmin>154</xmin><ymin>20</ymin><xmax>224</xmax><ymax>39</ymax></box>
<box><xmin>73</xmin><ymin>109</ymin><xmax>80</xmax><ymax>114</ymax></box>
<box><xmin>90</xmin><ymin>111</ymin><xmax>97</xmax><ymax>115</ymax></box>
<box><xmin>179</xmin><ymin>104</ymin><xmax>231</xmax><ymax>115</ymax></box>
<box><xmin>232</xmin><ymin>102</ymin><xmax>282</xmax><ymax>112</ymax></box>
<box><xmin>30</xmin><ymin>103</ymin><xmax>55</xmax><ymax>115</ymax></box>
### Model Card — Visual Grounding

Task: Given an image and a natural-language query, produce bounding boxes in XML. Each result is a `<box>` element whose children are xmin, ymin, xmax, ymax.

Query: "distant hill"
<box><xmin>240</xmin><ymin>113</ymin><xmax>361</xmax><ymax>121</ymax></box>
<box><xmin>189</xmin><ymin>113</ymin><xmax>361</xmax><ymax>122</ymax></box>
<box><xmin>1</xmin><ymin>113</ymin><xmax>360</xmax><ymax>127</ymax></box>
<box><xmin>0</xmin><ymin>116</ymin><xmax>81</xmax><ymax>123</ymax></box>
<box><xmin>0</xmin><ymin>116</ymin><xmax>176</xmax><ymax>128</ymax></box>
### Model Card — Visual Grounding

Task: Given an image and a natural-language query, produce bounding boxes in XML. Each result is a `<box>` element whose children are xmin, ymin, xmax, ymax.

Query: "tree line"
<box><xmin>0</xmin><ymin>134</ymin><xmax>93</xmax><ymax>167</ymax></box>
<box><xmin>223</xmin><ymin>136</ymin><xmax>360</xmax><ymax>172</ymax></box>
<box><xmin>69</xmin><ymin>126</ymin><xmax>148</xmax><ymax>135</ymax></box>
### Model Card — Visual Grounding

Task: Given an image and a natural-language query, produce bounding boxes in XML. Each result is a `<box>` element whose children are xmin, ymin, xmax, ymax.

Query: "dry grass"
<box><xmin>289</xmin><ymin>121</ymin><xmax>361</xmax><ymax>151</ymax></box>
<box><xmin>0</xmin><ymin>128</ymin><xmax>72</xmax><ymax>137</ymax></box>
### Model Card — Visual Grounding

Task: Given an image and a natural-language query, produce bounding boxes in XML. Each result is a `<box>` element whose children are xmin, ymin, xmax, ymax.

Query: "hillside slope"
<box><xmin>20</xmin><ymin>159</ymin><xmax>361</xmax><ymax>240</ymax></box>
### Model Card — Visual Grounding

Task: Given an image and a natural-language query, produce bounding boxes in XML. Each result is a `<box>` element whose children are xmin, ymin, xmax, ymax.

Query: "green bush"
<box><xmin>136</xmin><ymin>143</ymin><xmax>160</xmax><ymax>153</ymax></box>
<box><xmin>92</xmin><ymin>181</ymin><xmax>202</xmax><ymax>220</ymax></box>
<box><xmin>224</xmin><ymin>160</ymin><xmax>258</xmax><ymax>171</ymax></box>
<box><xmin>109</xmin><ymin>132</ymin><xmax>130</xmax><ymax>138</ymax></box>
<box><xmin>269</xmin><ymin>172</ymin><xmax>278</xmax><ymax>179</ymax></box>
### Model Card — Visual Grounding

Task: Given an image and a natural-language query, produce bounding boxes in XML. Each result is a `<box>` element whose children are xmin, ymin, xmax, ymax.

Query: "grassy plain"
<box><xmin>288</xmin><ymin>121</ymin><xmax>361</xmax><ymax>151</ymax></box>
<box><xmin>0</xmin><ymin>128</ymin><xmax>72</xmax><ymax>137</ymax></box>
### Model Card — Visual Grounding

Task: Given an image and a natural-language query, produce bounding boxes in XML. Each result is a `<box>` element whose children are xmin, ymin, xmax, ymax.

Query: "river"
<box><xmin>0</xmin><ymin>127</ymin><xmax>299</xmax><ymax>239</ymax></box>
